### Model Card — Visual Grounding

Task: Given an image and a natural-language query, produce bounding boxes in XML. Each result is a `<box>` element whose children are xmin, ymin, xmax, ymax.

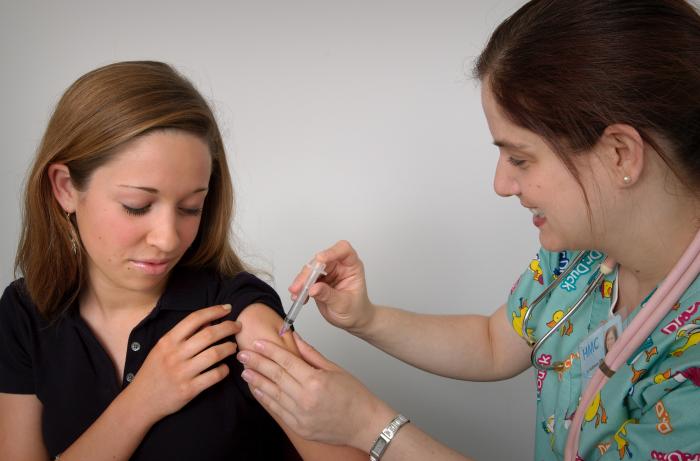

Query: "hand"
<box><xmin>127</xmin><ymin>304</ymin><xmax>240</xmax><ymax>423</ymax></box>
<box><xmin>290</xmin><ymin>240</ymin><xmax>374</xmax><ymax>333</ymax></box>
<box><xmin>237</xmin><ymin>332</ymin><xmax>395</xmax><ymax>450</ymax></box>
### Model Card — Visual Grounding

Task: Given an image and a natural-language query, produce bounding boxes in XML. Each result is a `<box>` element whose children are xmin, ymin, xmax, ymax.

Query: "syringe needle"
<box><xmin>279</xmin><ymin>260</ymin><xmax>326</xmax><ymax>336</ymax></box>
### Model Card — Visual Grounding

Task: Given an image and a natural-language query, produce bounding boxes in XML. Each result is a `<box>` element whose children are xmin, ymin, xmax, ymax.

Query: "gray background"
<box><xmin>1</xmin><ymin>1</ymin><xmax>539</xmax><ymax>459</ymax></box>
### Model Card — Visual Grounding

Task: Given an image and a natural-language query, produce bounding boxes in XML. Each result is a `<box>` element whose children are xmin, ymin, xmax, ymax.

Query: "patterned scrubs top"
<box><xmin>507</xmin><ymin>248</ymin><xmax>700</xmax><ymax>461</ymax></box>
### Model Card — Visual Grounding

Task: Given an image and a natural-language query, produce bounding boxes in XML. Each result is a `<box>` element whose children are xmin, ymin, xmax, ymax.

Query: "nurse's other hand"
<box><xmin>290</xmin><ymin>240</ymin><xmax>374</xmax><ymax>333</ymax></box>
<box><xmin>238</xmin><ymin>332</ymin><xmax>395</xmax><ymax>450</ymax></box>
<box><xmin>129</xmin><ymin>304</ymin><xmax>240</xmax><ymax>422</ymax></box>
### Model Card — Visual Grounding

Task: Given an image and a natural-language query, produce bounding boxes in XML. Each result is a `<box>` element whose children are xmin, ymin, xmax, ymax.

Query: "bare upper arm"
<box><xmin>0</xmin><ymin>392</ymin><xmax>48</xmax><ymax>461</ymax></box>
<box><xmin>235</xmin><ymin>304</ymin><xmax>366</xmax><ymax>461</ymax></box>
<box><xmin>487</xmin><ymin>303</ymin><xmax>533</xmax><ymax>379</ymax></box>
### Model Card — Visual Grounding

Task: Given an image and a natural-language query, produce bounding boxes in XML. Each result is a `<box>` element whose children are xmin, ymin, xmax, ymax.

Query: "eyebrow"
<box><xmin>492</xmin><ymin>139</ymin><xmax>532</xmax><ymax>150</ymax></box>
<box><xmin>118</xmin><ymin>185</ymin><xmax>208</xmax><ymax>194</ymax></box>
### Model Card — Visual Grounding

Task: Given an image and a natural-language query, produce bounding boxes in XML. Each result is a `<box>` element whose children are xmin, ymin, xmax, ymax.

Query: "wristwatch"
<box><xmin>369</xmin><ymin>414</ymin><xmax>410</xmax><ymax>461</ymax></box>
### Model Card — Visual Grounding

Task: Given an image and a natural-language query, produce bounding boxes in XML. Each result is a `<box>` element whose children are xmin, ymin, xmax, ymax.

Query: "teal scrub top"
<box><xmin>507</xmin><ymin>248</ymin><xmax>700</xmax><ymax>460</ymax></box>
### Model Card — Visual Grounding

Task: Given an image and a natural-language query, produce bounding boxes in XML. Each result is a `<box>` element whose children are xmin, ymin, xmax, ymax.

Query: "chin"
<box><xmin>122</xmin><ymin>272</ymin><xmax>170</xmax><ymax>292</ymax></box>
<box><xmin>538</xmin><ymin>233</ymin><xmax>568</xmax><ymax>253</ymax></box>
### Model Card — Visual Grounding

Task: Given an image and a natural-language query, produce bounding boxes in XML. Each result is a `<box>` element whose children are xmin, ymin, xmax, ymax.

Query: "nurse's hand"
<box><xmin>237</xmin><ymin>332</ymin><xmax>396</xmax><ymax>450</ymax></box>
<box><xmin>290</xmin><ymin>240</ymin><xmax>374</xmax><ymax>334</ymax></box>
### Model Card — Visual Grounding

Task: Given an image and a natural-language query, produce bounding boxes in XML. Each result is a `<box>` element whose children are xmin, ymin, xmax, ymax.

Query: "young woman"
<box><xmin>237</xmin><ymin>1</ymin><xmax>700</xmax><ymax>460</ymax></box>
<box><xmin>0</xmin><ymin>61</ymin><xmax>365</xmax><ymax>461</ymax></box>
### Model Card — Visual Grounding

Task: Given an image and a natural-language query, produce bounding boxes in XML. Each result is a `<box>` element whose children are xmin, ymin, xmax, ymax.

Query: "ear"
<box><xmin>598</xmin><ymin>124</ymin><xmax>645</xmax><ymax>187</ymax></box>
<box><xmin>47</xmin><ymin>163</ymin><xmax>79</xmax><ymax>213</ymax></box>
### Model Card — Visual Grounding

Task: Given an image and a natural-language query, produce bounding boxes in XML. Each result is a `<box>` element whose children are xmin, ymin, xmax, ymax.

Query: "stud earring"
<box><xmin>65</xmin><ymin>211</ymin><xmax>78</xmax><ymax>255</ymax></box>
<box><xmin>623</xmin><ymin>176</ymin><xmax>631</xmax><ymax>184</ymax></box>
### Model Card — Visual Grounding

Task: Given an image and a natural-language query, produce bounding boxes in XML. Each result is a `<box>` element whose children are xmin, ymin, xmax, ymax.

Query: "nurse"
<box><xmin>237</xmin><ymin>1</ymin><xmax>700</xmax><ymax>460</ymax></box>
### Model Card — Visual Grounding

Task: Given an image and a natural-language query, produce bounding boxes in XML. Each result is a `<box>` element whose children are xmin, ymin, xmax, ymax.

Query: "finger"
<box><xmin>189</xmin><ymin>363</ymin><xmax>231</xmax><ymax>396</ymax></box>
<box><xmin>292</xmin><ymin>332</ymin><xmax>339</xmax><ymax>371</ymax></box>
<box><xmin>288</xmin><ymin>264</ymin><xmax>313</xmax><ymax>300</ymax></box>
<box><xmin>307</xmin><ymin>281</ymin><xmax>333</xmax><ymax>303</ymax></box>
<box><xmin>188</xmin><ymin>341</ymin><xmax>238</xmax><ymax>375</ymax></box>
<box><xmin>167</xmin><ymin>304</ymin><xmax>233</xmax><ymax>342</ymax></box>
<box><xmin>240</xmin><ymin>368</ymin><xmax>299</xmax><ymax>415</ymax></box>
<box><xmin>289</xmin><ymin>240</ymin><xmax>358</xmax><ymax>296</ymax></box>
<box><xmin>237</xmin><ymin>346</ymin><xmax>304</xmax><ymax>395</ymax></box>
<box><xmin>315</xmin><ymin>240</ymin><xmax>360</xmax><ymax>267</ymax></box>
<box><xmin>245</xmin><ymin>377</ymin><xmax>302</xmax><ymax>436</ymax></box>
<box><xmin>181</xmin><ymin>320</ymin><xmax>241</xmax><ymax>358</ymax></box>
<box><xmin>246</xmin><ymin>340</ymin><xmax>315</xmax><ymax>386</ymax></box>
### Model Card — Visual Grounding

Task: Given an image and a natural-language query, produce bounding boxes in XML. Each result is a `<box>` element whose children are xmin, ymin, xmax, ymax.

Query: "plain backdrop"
<box><xmin>1</xmin><ymin>1</ymin><xmax>539</xmax><ymax>459</ymax></box>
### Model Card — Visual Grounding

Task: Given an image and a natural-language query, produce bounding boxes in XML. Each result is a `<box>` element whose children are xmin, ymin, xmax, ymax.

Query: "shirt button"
<box><xmin>130</xmin><ymin>342</ymin><xmax>141</xmax><ymax>352</ymax></box>
<box><xmin>125</xmin><ymin>373</ymin><xmax>135</xmax><ymax>383</ymax></box>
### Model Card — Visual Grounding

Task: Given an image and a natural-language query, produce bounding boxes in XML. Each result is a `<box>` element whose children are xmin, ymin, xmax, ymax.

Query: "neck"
<box><xmin>601</xmin><ymin>207</ymin><xmax>699</xmax><ymax>300</ymax></box>
<box><xmin>80</xmin><ymin>272</ymin><xmax>167</xmax><ymax>319</ymax></box>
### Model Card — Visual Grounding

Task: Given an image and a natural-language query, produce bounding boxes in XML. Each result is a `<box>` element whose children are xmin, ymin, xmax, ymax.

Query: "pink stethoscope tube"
<box><xmin>564</xmin><ymin>229</ymin><xmax>700</xmax><ymax>460</ymax></box>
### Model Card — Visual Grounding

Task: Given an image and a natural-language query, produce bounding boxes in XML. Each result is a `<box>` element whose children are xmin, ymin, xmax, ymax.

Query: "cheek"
<box><xmin>180</xmin><ymin>218</ymin><xmax>203</xmax><ymax>247</ymax></box>
<box><xmin>79</xmin><ymin>207</ymin><xmax>143</xmax><ymax>251</ymax></box>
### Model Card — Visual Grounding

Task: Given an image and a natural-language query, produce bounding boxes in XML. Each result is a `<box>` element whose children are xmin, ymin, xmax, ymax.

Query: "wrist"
<box><xmin>369</xmin><ymin>414</ymin><xmax>410</xmax><ymax>461</ymax></box>
<box><xmin>118</xmin><ymin>381</ymin><xmax>162</xmax><ymax>429</ymax></box>
<box><xmin>349</xmin><ymin>397</ymin><xmax>397</xmax><ymax>451</ymax></box>
<box><xmin>349</xmin><ymin>302</ymin><xmax>380</xmax><ymax>338</ymax></box>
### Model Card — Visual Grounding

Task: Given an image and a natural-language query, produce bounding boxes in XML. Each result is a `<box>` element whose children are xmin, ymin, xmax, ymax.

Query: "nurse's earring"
<box><xmin>65</xmin><ymin>211</ymin><xmax>79</xmax><ymax>255</ymax></box>
<box><xmin>623</xmin><ymin>175</ymin><xmax>631</xmax><ymax>184</ymax></box>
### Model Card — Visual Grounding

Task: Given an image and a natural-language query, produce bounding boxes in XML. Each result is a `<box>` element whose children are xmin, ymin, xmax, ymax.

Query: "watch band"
<box><xmin>369</xmin><ymin>414</ymin><xmax>410</xmax><ymax>461</ymax></box>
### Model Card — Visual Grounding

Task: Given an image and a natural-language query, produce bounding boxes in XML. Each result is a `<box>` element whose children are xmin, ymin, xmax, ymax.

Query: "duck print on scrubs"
<box><xmin>507</xmin><ymin>248</ymin><xmax>700</xmax><ymax>460</ymax></box>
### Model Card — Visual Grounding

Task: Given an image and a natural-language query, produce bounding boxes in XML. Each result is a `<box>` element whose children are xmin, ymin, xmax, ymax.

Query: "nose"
<box><xmin>493</xmin><ymin>155</ymin><xmax>520</xmax><ymax>198</ymax></box>
<box><xmin>145</xmin><ymin>209</ymin><xmax>180</xmax><ymax>253</ymax></box>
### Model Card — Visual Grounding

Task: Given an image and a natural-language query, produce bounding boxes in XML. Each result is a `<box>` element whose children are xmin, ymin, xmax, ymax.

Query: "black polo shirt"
<box><xmin>0</xmin><ymin>267</ymin><xmax>300</xmax><ymax>460</ymax></box>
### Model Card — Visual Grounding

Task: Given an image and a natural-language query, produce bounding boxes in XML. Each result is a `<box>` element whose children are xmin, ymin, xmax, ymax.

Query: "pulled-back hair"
<box><xmin>475</xmin><ymin>0</ymin><xmax>700</xmax><ymax>195</ymax></box>
<box><xmin>16</xmin><ymin>61</ymin><xmax>245</xmax><ymax>321</ymax></box>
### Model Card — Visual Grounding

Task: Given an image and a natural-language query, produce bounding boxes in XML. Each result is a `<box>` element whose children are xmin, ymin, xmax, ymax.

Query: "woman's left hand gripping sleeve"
<box><xmin>596</xmin><ymin>378</ymin><xmax>700</xmax><ymax>460</ymax></box>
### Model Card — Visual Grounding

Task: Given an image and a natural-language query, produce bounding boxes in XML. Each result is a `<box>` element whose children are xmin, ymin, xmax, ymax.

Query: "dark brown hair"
<box><xmin>16</xmin><ymin>61</ymin><xmax>245</xmax><ymax>321</ymax></box>
<box><xmin>474</xmin><ymin>0</ymin><xmax>700</xmax><ymax>195</ymax></box>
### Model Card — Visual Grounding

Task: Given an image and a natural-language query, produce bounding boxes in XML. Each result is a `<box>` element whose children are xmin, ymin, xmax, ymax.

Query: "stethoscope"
<box><xmin>520</xmin><ymin>251</ymin><xmax>617</xmax><ymax>371</ymax></box>
<box><xmin>564</xmin><ymin>230</ymin><xmax>700</xmax><ymax>460</ymax></box>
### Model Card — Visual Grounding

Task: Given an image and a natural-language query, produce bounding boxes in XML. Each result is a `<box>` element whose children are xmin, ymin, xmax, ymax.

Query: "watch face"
<box><xmin>372</xmin><ymin>438</ymin><xmax>387</xmax><ymax>454</ymax></box>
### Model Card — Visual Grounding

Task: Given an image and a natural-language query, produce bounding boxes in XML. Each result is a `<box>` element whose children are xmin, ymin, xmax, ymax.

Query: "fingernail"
<box><xmin>234</xmin><ymin>320</ymin><xmax>242</xmax><ymax>328</ymax></box>
<box><xmin>253</xmin><ymin>388</ymin><xmax>263</xmax><ymax>398</ymax></box>
<box><xmin>237</xmin><ymin>351</ymin><xmax>249</xmax><ymax>363</ymax></box>
<box><xmin>241</xmin><ymin>369</ymin><xmax>252</xmax><ymax>381</ymax></box>
<box><xmin>222</xmin><ymin>304</ymin><xmax>232</xmax><ymax>311</ymax></box>
<box><xmin>253</xmin><ymin>340</ymin><xmax>265</xmax><ymax>351</ymax></box>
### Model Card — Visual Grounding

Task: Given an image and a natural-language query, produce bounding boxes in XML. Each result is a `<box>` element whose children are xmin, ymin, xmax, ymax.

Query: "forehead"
<box><xmin>481</xmin><ymin>81</ymin><xmax>539</xmax><ymax>146</ymax></box>
<box><xmin>92</xmin><ymin>130</ymin><xmax>212</xmax><ymax>187</ymax></box>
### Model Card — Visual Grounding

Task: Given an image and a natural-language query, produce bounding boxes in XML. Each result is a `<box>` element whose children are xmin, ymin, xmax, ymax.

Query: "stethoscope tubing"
<box><xmin>521</xmin><ymin>251</ymin><xmax>588</xmax><ymax>348</ymax></box>
<box><xmin>530</xmin><ymin>269</ymin><xmax>607</xmax><ymax>371</ymax></box>
<box><xmin>564</xmin><ymin>229</ymin><xmax>700</xmax><ymax>460</ymax></box>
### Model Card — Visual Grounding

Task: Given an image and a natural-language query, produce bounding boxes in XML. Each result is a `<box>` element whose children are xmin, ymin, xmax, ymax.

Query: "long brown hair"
<box><xmin>15</xmin><ymin>61</ymin><xmax>245</xmax><ymax>321</ymax></box>
<box><xmin>474</xmin><ymin>0</ymin><xmax>700</xmax><ymax>197</ymax></box>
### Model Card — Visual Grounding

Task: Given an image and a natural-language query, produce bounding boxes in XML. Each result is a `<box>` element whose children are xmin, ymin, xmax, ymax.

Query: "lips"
<box><xmin>130</xmin><ymin>259</ymin><xmax>171</xmax><ymax>275</ymax></box>
<box><xmin>526</xmin><ymin>207</ymin><xmax>546</xmax><ymax>227</ymax></box>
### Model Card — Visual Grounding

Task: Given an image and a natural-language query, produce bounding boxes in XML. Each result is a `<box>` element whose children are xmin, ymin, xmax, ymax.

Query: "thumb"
<box><xmin>293</xmin><ymin>332</ymin><xmax>339</xmax><ymax>371</ymax></box>
<box><xmin>309</xmin><ymin>282</ymin><xmax>333</xmax><ymax>305</ymax></box>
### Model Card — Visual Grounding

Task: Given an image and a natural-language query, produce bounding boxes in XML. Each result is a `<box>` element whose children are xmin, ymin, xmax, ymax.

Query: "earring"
<box><xmin>623</xmin><ymin>175</ymin><xmax>631</xmax><ymax>184</ymax></box>
<box><xmin>65</xmin><ymin>211</ymin><xmax>78</xmax><ymax>255</ymax></box>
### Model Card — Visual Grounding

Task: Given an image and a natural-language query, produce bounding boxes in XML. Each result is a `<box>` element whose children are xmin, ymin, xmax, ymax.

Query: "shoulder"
<box><xmin>505</xmin><ymin>248</ymin><xmax>577</xmax><ymax>324</ymax></box>
<box><xmin>0</xmin><ymin>279</ymin><xmax>42</xmax><ymax>328</ymax></box>
<box><xmin>216</xmin><ymin>271</ymin><xmax>284</xmax><ymax>317</ymax></box>
<box><xmin>0</xmin><ymin>280</ymin><xmax>43</xmax><ymax>394</ymax></box>
<box><xmin>163</xmin><ymin>266</ymin><xmax>284</xmax><ymax>318</ymax></box>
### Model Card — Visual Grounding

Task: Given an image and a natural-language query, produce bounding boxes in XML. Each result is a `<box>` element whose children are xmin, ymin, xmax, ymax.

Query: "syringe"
<box><xmin>279</xmin><ymin>260</ymin><xmax>327</xmax><ymax>335</ymax></box>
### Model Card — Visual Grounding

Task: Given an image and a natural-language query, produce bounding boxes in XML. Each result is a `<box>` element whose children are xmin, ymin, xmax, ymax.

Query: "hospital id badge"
<box><xmin>578</xmin><ymin>314</ymin><xmax>622</xmax><ymax>389</ymax></box>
